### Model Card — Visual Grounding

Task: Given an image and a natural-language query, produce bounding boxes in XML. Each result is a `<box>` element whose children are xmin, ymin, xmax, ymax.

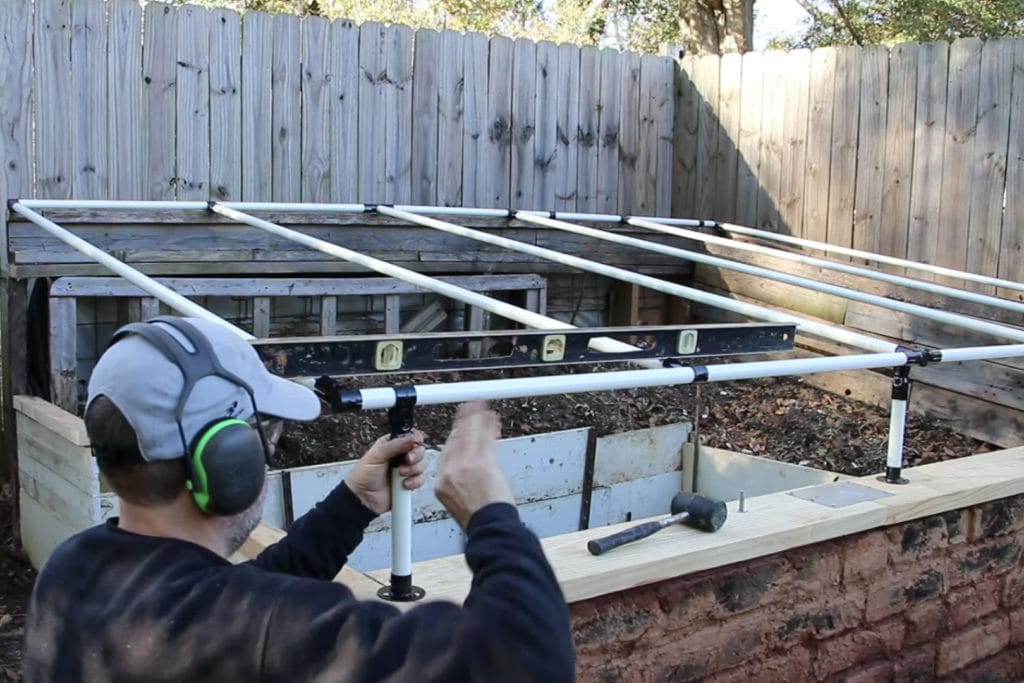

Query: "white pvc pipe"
<box><xmin>210</xmin><ymin>203</ymin><xmax>654</xmax><ymax>364</ymax></box>
<box><xmin>10</xmin><ymin>203</ymin><xmax>253</xmax><ymax>339</ymax></box>
<box><xmin>718</xmin><ymin>222</ymin><xmax>1024</xmax><ymax>295</ymax></box>
<box><xmin>351</xmin><ymin>352</ymin><xmax>914</xmax><ymax>409</ymax></box>
<box><xmin>627</xmin><ymin>217</ymin><xmax>1024</xmax><ymax>316</ymax></box>
<box><xmin>18</xmin><ymin>199</ymin><xmax>210</xmax><ymax>211</ymax></box>
<box><xmin>938</xmin><ymin>344</ymin><xmax>1024</xmax><ymax>362</ymax></box>
<box><xmin>887</xmin><ymin>397</ymin><xmax>908</xmax><ymax>470</ymax></box>
<box><xmin>517</xmin><ymin>213</ymin><xmax>1024</xmax><ymax>344</ymax></box>
<box><xmin>378</xmin><ymin>206</ymin><xmax>898</xmax><ymax>354</ymax></box>
<box><xmin>391</xmin><ymin>473</ymin><xmax>412</xmax><ymax>577</ymax></box>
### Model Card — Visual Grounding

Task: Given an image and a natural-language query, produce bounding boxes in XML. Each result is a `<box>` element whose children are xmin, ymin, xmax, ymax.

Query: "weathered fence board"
<box><xmin>801</xmin><ymin>47</ymin><xmax>836</xmax><ymax>245</ymax></box>
<box><xmin>851</xmin><ymin>46</ymin><xmax>888</xmax><ymax>257</ymax></box>
<box><xmin>555</xmin><ymin>43</ymin><xmax>580</xmax><ymax>212</ymax></box>
<box><xmin>482</xmin><ymin>35</ymin><xmax>513</xmax><ymax>208</ymax></box>
<box><xmin>713</xmin><ymin>53</ymin><xmax>742</xmax><ymax>223</ymax></box>
<box><xmin>329</xmin><ymin>18</ymin><xmax>359</xmax><ymax>202</ymax></box>
<box><xmin>209</xmin><ymin>8</ymin><xmax>241</xmax><ymax>201</ymax></box>
<box><xmin>755</xmin><ymin>51</ymin><xmax>785</xmax><ymax>231</ymax></box>
<box><xmin>825</xmin><ymin>46</ymin><xmax>860</xmax><ymax>253</ymax></box>
<box><xmin>692</xmin><ymin>54</ymin><xmax>719</xmax><ymax>220</ymax></box>
<box><xmin>385</xmin><ymin>24</ymin><xmax>414</xmax><ymax>204</ymax></box>
<box><xmin>778</xmin><ymin>48</ymin><xmax>810</xmax><ymax>236</ymax></box>
<box><xmin>617</xmin><ymin>51</ymin><xmax>642</xmax><ymax>215</ymax></box>
<box><xmin>511</xmin><ymin>38</ymin><xmax>537</xmax><ymax>209</ymax></box>
<box><xmin>175</xmin><ymin>4</ymin><xmax>210</xmax><ymax>200</ymax></box>
<box><xmin>71</xmin><ymin>0</ymin><xmax>109</xmax><ymax>199</ymax></box>
<box><xmin>411</xmin><ymin>29</ymin><xmax>440</xmax><ymax>206</ymax></box>
<box><xmin>596</xmin><ymin>48</ymin><xmax>621</xmax><ymax>215</ymax></box>
<box><xmin>936</xmin><ymin>38</ymin><xmax>983</xmax><ymax>283</ymax></box>
<box><xmin>672</xmin><ymin>57</ymin><xmax>698</xmax><ymax>217</ymax></box>
<box><xmin>2</xmin><ymin>0</ymin><xmax>34</xmax><ymax>200</ymax></box>
<box><xmin>240</xmin><ymin>10</ymin><xmax>273</xmax><ymax>200</ymax></box>
<box><xmin>734</xmin><ymin>50</ymin><xmax>763</xmax><ymax>228</ymax></box>
<box><xmin>575</xmin><ymin>46</ymin><xmax>600</xmax><ymax>213</ymax></box>
<box><xmin>999</xmin><ymin>40</ymin><xmax>1024</xmax><ymax>299</ymax></box>
<box><xmin>300</xmin><ymin>16</ymin><xmax>332</xmax><ymax>203</ymax></box>
<box><xmin>35</xmin><ymin>0</ymin><xmax>73</xmax><ymax>199</ymax></box>
<box><xmin>271</xmin><ymin>14</ymin><xmax>301</xmax><ymax>201</ymax></box>
<box><xmin>878</xmin><ymin>42</ymin><xmax>917</xmax><ymax>271</ymax></box>
<box><xmin>437</xmin><ymin>30</ymin><xmax>465</xmax><ymax>208</ymax></box>
<box><xmin>533</xmin><ymin>41</ymin><xmax>559</xmax><ymax>210</ymax></box>
<box><xmin>965</xmin><ymin>38</ymin><xmax>1014</xmax><ymax>293</ymax></box>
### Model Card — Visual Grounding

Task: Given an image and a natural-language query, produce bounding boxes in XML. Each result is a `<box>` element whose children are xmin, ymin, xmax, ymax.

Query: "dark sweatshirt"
<box><xmin>23</xmin><ymin>483</ymin><xmax>574</xmax><ymax>682</ymax></box>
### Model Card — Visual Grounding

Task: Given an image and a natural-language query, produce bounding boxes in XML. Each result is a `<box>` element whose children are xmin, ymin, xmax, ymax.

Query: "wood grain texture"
<box><xmin>825</xmin><ymin>46</ymin><xmax>860</xmax><ymax>252</ymax></box>
<box><xmin>385</xmin><ymin>24</ymin><xmax>413</xmax><ymax>204</ymax></box>
<box><xmin>271</xmin><ymin>14</ymin><xmax>301</xmax><ymax>202</ymax></box>
<box><xmin>0</xmin><ymin>0</ymin><xmax>34</xmax><ymax>201</ymax></box>
<box><xmin>358</xmin><ymin>22</ymin><xmax>386</xmax><ymax>203</ymax></box>
<box><xmin>71</xmin><ymin>0</ymin><xmax>109</xmax><ymax>199</ymax></box>
<box><xmin>300</xmin><ymin>16</ymin><xmax>332</xmax><ymax>203</ymax></box>
<box><xmin>713</xmin><ymin>53</ymin><xmax>742</xmax><ymax>222</ymax></box>
<box><xmin>673</xmin><ymin>57</ymin><xmax>699</xmax><ymax>217</ymax></box>
<box><xmin>997</xmin><ymin>40</ymin><xmax>1024</xmax><ymax>299</ymax></box>
<box><xmin>692</xmin><ymin>54</ymin><xmax>719</xmax><ymax>220</ymax></box>
<box><xmin>240</xmin><ymin>11</ymin><xmax>273</xmax><ymax>200</ymax></box>
<box><xmin>906</xmin><ymin>41</ymin><xmax>949</xmax><ymax>278</ymax></box>
<box><xmin>616</xmin><ymin>51</ymin><xmax>641</xmax><ymax>215</ymax></box>
<box><xmin>411</xmin><ymin>29</ymin><xmax>440</xmax><ymax>206</ymax></box>
<box><xmin>965</xmin><ymin>38</ymin><xmax>1013</xmax><ymax>293</ymax></box>
<box><xmin>554</xmin><ymin>43</ymin><xmax>580</xmax><ymax>212</ymax></box>
<box><xmin>35</xmin><ymin>0</ymin><xmax>73</xmax><ymax>199</ymax></box>
<box><xmin>735</xmin><ymin>51</ymin><xmax>764</xmax><ymax>227</ymax></box>
<box><xmin>175</xmin><ymin>4</ymin><xmax>210</xmax><ymax>200</ymax></box>
<box><xmin>208</xmin><ymin>9</ymin><xmax>241</xmax><ymax>201</ymax></box>
<box><xmin>460</xmin><ymin>32</ymin><xmax>488</xmax><ymax>208</ymax></box>
<box><xmin>532</xmin><ymin>41</ymin><xmax>559</xmax><ymax>210</ymax></box>
<box><xmin>652</xmin><ymin>56</ymin><xmax>675</xmax><ymax>217</ymax></box>
<box><xmin>801</xmin><ymin>47</ymin><xmax>836</xmax><ymax>244</ymax></box>
<box><xmin>778</xmin><ymin>49</ymin><xmax>810</xmax><ymax>236</ymax></box>
<box><xmin>935</xmin><ymin>38</ymin><xmax>982</xmax><ymax>281</ymax></box>
<box><xmin>595</xmin><ymin>48</ymin><xmax>621</xmax><ymax>215</ymax></box>
<box><xmin>576</xmin><ymin>46</ymin><xmax>600</xmax><ymax>213</ymax></box>
<box><xmin>329</xmin><ymin>18</ymin><xmax>359</xmax><ymax>203</ymax></box>
<box><xmin>878</xmin><ymin>43</ymin><xmax>918</xmax><ymax>271</ymax></box>
<box><xmin>511</xmin><ymin>38</ymin><xmax>537</xmax><ymax>210</ymax></box>
<box><xmin>437</xmin><ymin>30</ymin><xmax>465</xmax><ymax>208</ymax></box>
<box><xmin>755</xmin><ymin>51</ymin><xmax>784</xmax><ymax>230</ymax></box>
<box><xmin>851</xmin><ymin>46</ymin><xmax>889</xmax><ymax>257</ymax></box>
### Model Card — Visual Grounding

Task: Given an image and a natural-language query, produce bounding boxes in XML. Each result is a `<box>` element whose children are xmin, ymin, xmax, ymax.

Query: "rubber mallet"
<box><xmin>587</xmin><ymin>492</ymin><xmax>728</xmax><ymax>556</ymax></box>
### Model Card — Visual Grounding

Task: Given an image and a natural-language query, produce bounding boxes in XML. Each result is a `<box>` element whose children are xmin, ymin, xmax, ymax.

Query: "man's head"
<box><xmin>85</xmin><ymin>317</ymin><xmax>320</xmax><ymax>518</ymax></box>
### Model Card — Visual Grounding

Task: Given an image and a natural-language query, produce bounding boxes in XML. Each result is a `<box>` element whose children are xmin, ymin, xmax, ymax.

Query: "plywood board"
<box><xmin>593</xmin><ymin>423</ymin><xmax>689</xmax><ymax>486</ymax></box>
<box><xmin>589</xmin><ymin>471</ymin><xmax>685</xmax><ymax>528</ymax></box>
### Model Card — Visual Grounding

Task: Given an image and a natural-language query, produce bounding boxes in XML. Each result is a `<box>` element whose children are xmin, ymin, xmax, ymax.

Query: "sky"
<box><xmin>753</xmin><ymin>0</ymin><xmax>811</xmax><ymax>50</ymax></box>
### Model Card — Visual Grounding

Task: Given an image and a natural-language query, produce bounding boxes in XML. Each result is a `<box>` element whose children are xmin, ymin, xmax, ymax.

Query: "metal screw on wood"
<box><xmin>739</xmin><ymin>491</ymin><xmax>745</xmax><ymax>513</ymax></box>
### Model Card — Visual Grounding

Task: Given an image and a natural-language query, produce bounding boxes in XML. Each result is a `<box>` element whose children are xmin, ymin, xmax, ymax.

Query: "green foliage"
<box><xmin>773</xmin><ymin>0</ymin><xmax>1024</xmax><ymax>48</ymax></box>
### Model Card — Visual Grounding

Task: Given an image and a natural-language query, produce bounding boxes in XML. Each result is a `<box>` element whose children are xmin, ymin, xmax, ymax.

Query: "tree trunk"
<box><xmin>678</xmin><ymin>0</ymin><xmax>754</xmax><ymax>55</ymax></box>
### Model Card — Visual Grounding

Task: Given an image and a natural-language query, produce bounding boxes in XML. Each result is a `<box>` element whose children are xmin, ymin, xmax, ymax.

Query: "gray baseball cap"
<box><xmin>86</xmin><ymin>317</ymin><xmax>321</xmax><ymax>462</ymax></box>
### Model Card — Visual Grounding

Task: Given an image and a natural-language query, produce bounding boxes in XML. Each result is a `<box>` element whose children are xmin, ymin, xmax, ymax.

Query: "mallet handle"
<box><xmin>587</xmin><ymin>512</ymin><xmax>690</xmax><ymax>556</ymax></box>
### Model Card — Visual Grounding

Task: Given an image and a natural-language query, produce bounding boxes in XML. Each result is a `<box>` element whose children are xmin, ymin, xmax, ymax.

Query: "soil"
<box><xmin>0</xmin><ymin>370</ymin><xmax>991</xmax><ymax>676</ymax></box>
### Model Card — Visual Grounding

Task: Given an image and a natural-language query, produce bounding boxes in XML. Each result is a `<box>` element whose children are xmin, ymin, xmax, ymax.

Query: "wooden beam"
<box><xmin>608</xmin><ymin>281</ymin><xmax>641</xmax><ymax>326</ymax></box>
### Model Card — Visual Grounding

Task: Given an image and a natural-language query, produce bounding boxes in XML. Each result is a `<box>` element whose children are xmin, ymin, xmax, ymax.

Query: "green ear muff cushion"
<box><xmin>191</xmin><ymin>419</ymin><xmax>266</xmax><ymax>516</ymax></box>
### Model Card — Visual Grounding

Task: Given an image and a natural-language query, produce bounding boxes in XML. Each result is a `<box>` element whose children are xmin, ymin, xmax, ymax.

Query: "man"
<box><xmin>23</xmin><ymin>316</ymin><xmax>574</xmax><ymax>682</ymax></box>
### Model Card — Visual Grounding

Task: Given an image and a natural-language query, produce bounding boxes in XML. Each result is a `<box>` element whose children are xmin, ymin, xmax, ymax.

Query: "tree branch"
<box><xmin>827</xmin><ymin>0</ymin><xmax>864</xmax><ymax>45</ymax></box>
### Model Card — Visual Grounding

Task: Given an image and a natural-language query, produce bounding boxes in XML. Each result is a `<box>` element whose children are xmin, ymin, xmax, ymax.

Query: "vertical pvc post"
<box><xmin>378</xmin><ymin>385</ymin><xmax>424</xmax><ymax>601</ymax></box>
<box><xmin>879</xmin><ymin>365</ymin><xmax>912</xmax><ymax>485</ymax></box>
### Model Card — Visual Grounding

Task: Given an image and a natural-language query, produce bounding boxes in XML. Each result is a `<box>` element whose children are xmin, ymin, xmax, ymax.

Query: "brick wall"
<box><xmin>572</xmin><ymin>495</ymin><xmax>1024</xmax><ymax>682</ymax></box>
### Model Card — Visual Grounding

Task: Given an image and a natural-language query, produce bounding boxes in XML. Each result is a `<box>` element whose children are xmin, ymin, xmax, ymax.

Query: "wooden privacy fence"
<box><xmin>0</xmin><ymin>0</ymin><xmax>676</xmax><ymax>215</ymax></box>
<box><xmin>674</xmin><ymin>38</ymin><xmax>1024</xmax><ymax>294</ymax></box>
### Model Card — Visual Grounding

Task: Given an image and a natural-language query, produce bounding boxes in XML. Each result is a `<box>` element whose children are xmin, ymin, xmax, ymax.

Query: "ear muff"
<box><xmin>187</xmin><ymin>418</ymin><xmax>268</xmax><ymax>516</ymax></box>
<box><xmin>108</xmin><ymin>318</ymin><xmax>272</xmax><ymax>516</ymax></box>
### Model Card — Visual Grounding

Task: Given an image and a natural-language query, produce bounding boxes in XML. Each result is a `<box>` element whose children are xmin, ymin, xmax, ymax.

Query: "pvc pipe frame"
<box><xmin>623</xmin><ymin>217</ymin><xmax>1024</xmax><ymax>317</ymax></box>
<box><xmin>516</xmin><ymin>213</ymin><xmax>1024</xmax><ymax>344</ymax></box>
<box><xmin>9</xmin><ymin>203</ymin><xmax>253</xmax><ymax>340</ymax></box>
<box><xmin>18</xmin><ymin>198</ymin><xmax>1023</xmax><ymax>295</ymax></box>
<box><xmin>375</xmin><ymin>206</ymin><xmax>898</xmax><ymax>354</ymax></box>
